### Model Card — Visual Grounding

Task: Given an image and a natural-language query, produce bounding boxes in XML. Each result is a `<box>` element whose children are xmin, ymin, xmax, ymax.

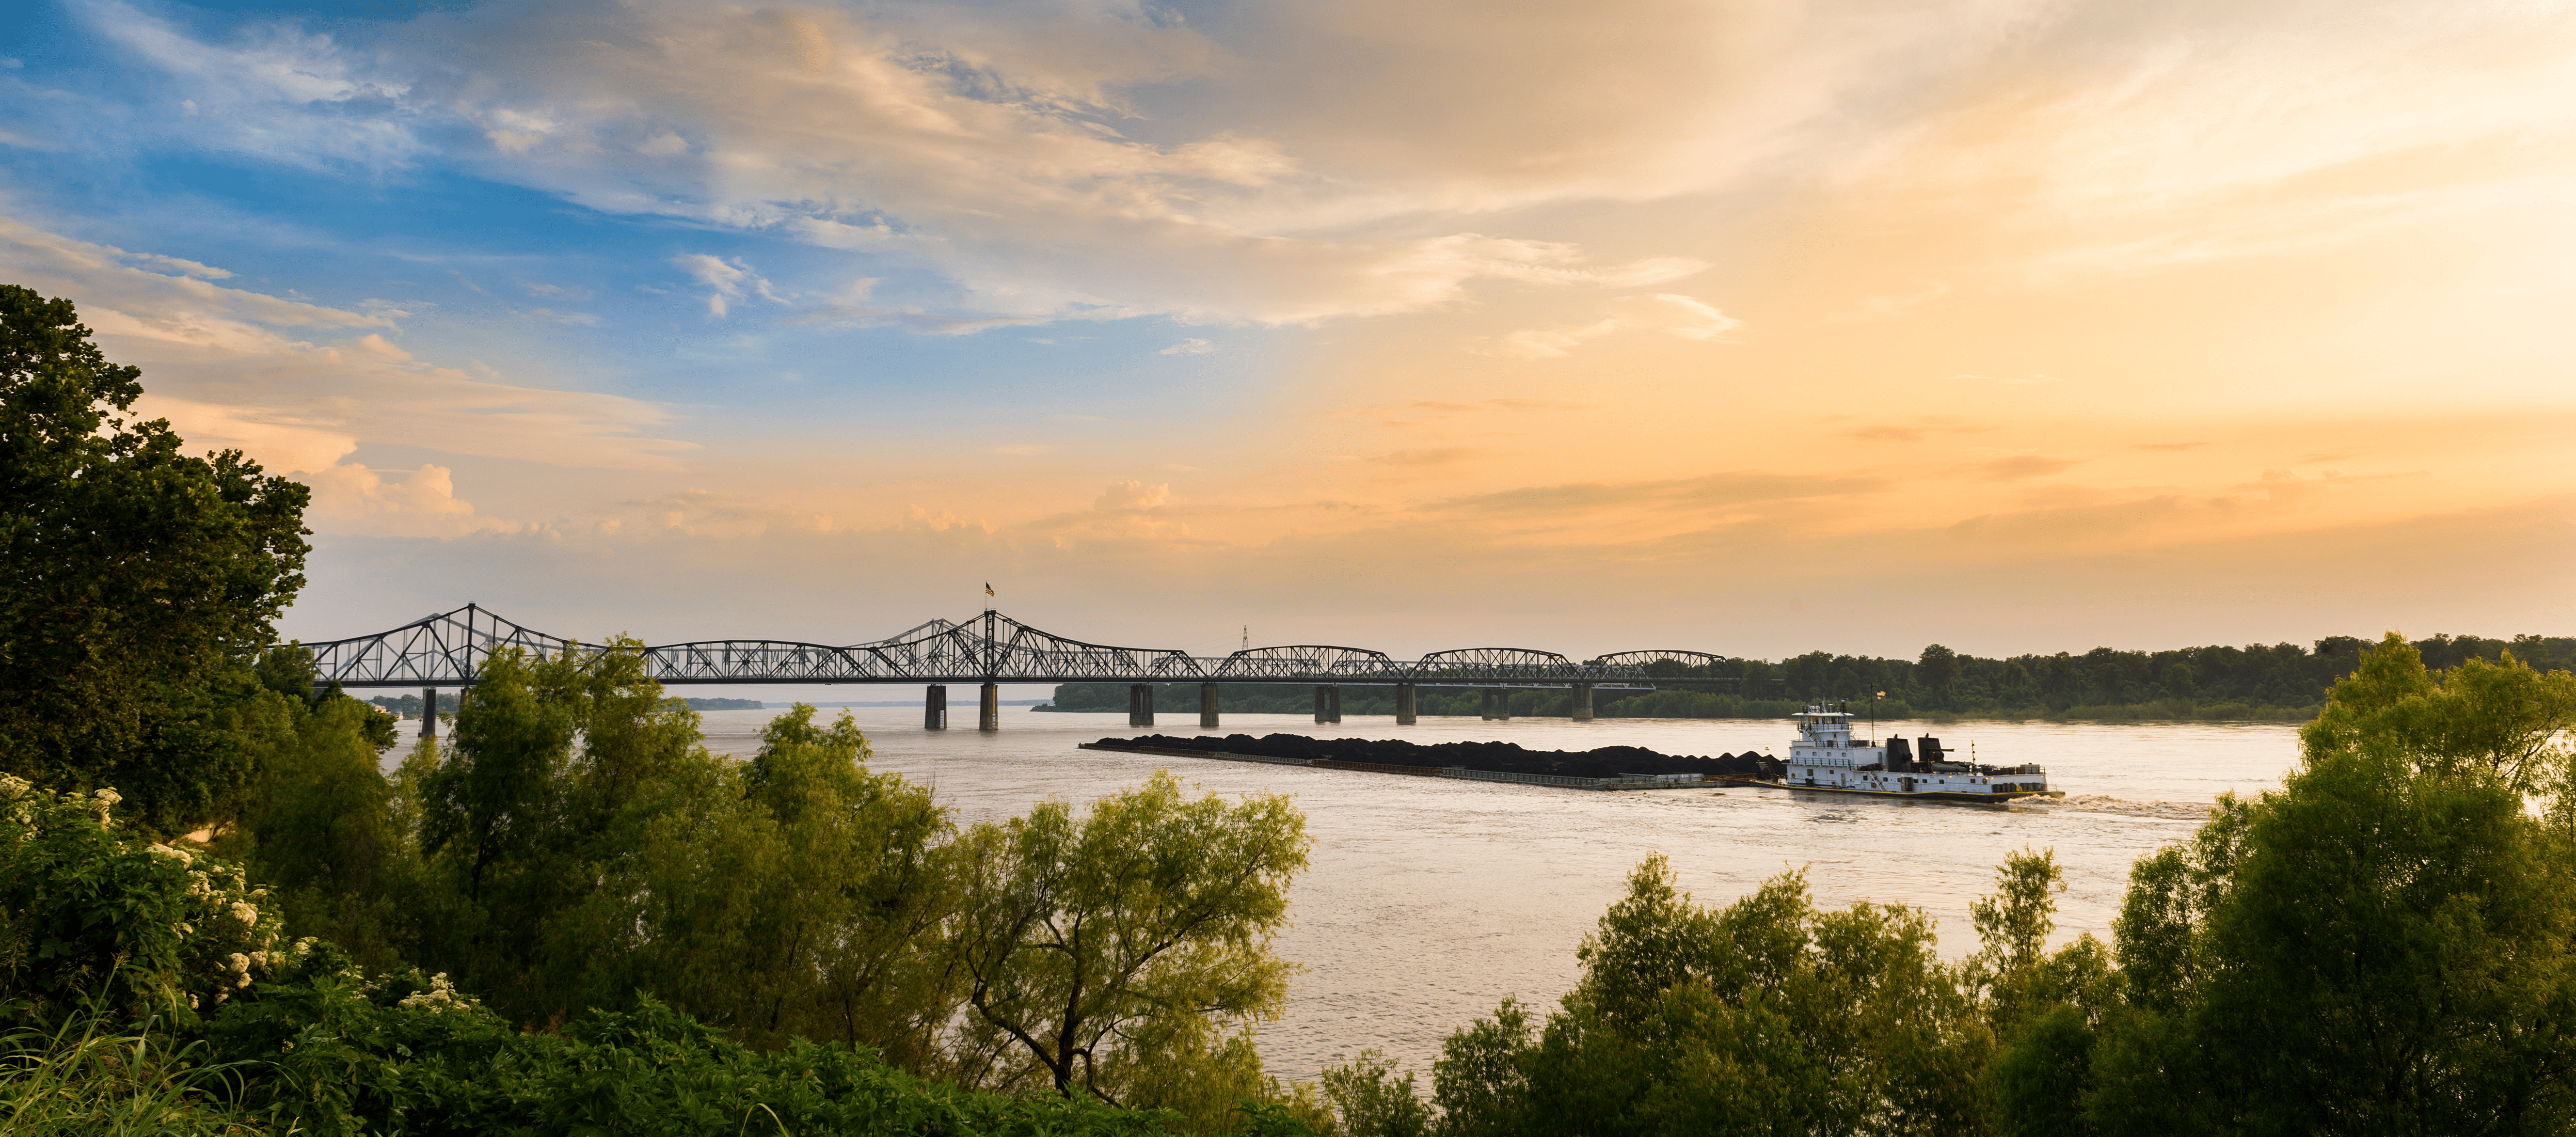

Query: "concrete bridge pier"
<box><xmin>1571</xmin><ymin>682</ymin><xmax>1594</xmax><ymax>722</ymax></box>
<box><xmin>1481</xmin><ymin>688</ymin><xmax>1512</xmax><ymax>721</ymax></box>
<box><xmin>924</xmin><ymin>684</ymin><xmax>948</xmax><ymax>730</ymax></box>
<box><xmin>421</xmin><ymin>685</ymin><xmax>437</xmax><ymax>738</ymax></box>
<box><xmin>1313</xmin><ymin>685</ymin><xmax>1341</xmax><ymax>724</ymax></box>
<box><xmin>979</xmin><ymin>682</ymin><xmax>1000</xmax><ymax>731</ymax></box>
<box><xmin>1395</xmin><ymin>683</ymin><xmax>1417</xmax><ymax>726</ymax></box>
<box><xmin>1200</xmin><ymin>683</ymin><xmax>1221</xmax><ymax>730</ymax></box>
<box><xmin>1129</xmin><ymin>684</ymin><xmax>1156</xmax><ymax>727</ymax></box>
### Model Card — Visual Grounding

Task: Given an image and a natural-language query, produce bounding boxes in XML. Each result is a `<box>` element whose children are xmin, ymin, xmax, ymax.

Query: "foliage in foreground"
<box><xmin>0</xmin><ymin>770</ymin><xmax>1184</xmax><ymax>1136</ymax></box>
<box><xmin>0</xmin><ymin>1016</ymin><xmax>262</xmax><ymax>1137</ymax></box>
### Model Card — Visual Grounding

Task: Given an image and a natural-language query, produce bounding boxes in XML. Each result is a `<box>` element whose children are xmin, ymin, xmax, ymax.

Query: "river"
<box><xmin>692</xmin><ymin>705</ymin><xmax>2300</xmax><ymax>1086</ymax></box>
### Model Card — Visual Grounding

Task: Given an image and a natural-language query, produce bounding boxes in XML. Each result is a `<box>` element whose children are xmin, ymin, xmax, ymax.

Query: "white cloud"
<box><xmin>0</xmin><ymin>215</ymin><xmax>695</xmax><ymax>473</ymax></box>
<box><xmin>302</xmin><ymin>462</ymin><xmax>512</xmax><ymax>537</ymax></box>
<box><xmin>672</xmin><ymin>253</ymin><xmax>783</xmax><ymax>318</ymax></box>
<box><xmin>69</xmin><ymin>0</ymin><xmax>2576</xmax><ymax>334</ymax></box>
<box><xmin>1477</xmin><ymin>293</ymin><xmax>1743</xmax><ymax>359</ymax></box>
<box><xmin>1160</xmin><ymin>338</ymin><xmax>1215</xmax><ymax>355</ymax></box>
<box><xmin>63</xmin><ymin>0</ymin><xmax>1804</xmax><ymax>328</ymax></box>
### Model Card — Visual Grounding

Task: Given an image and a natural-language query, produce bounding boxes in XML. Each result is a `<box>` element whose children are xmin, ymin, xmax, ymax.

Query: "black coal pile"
<box><xmin>1095</xmin><ymin>733</ymin><xmax>1780</xmax><ymax>780</ymax></box>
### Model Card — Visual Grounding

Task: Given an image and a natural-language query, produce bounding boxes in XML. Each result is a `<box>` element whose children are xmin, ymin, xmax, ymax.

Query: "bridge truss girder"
<box><xmin>302</xmin><ymin>607</ymin><xmax>1675</xmax><ymax>689</ymax></box>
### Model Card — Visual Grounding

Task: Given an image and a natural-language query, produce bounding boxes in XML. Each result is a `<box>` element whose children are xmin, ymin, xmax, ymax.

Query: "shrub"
<box><xmin>0</xmin><ymin>775</ymin><xmax>283</xmax><ymax>1029</ymax></box>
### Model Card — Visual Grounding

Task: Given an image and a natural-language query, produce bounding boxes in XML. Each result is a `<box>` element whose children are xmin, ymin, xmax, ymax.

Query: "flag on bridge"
<box><xmin>985</xmin><ymin>582</ymin><xmax>995</xmax><ymax>597</ymax></box>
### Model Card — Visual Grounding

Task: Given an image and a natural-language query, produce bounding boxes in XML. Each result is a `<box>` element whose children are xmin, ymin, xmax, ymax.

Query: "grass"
<box><xmin>0</xmin><ymin>1016</ymin><xmax>268</xmax><ymax>1137</ymax></box>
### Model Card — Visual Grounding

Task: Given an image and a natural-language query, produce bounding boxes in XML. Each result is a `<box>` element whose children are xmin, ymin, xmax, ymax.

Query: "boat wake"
<box><xmin>2013</xmin><ymin>793</ymin><xmax>2212</xmax><ymax>821</ymax></box>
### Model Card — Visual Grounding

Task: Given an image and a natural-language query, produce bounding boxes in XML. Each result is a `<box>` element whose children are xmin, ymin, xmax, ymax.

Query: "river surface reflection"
<box><xmin>694</xmin><ymin>706</ymin><xmax>2300</xmax><ymax>1084</ymax></box>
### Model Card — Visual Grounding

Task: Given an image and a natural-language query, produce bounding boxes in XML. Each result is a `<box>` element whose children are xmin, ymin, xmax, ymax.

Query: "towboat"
<box><xmin>1746</xmin><ymin>703</ymin><xmax>2062</xmax><ymax>805</ymax></box>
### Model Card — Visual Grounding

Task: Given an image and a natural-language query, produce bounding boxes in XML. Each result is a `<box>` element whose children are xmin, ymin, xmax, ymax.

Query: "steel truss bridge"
<box><xmin>304</xmin><ymin>605</ymin><xmax>1742</xmax><ymax>731</ymax></box>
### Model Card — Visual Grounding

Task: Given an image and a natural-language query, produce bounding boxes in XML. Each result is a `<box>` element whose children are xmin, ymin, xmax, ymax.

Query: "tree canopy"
<box><xmin>0</xmin><ymin>285</ymin><xmax>310</xmax><ymax>833</ymax></box>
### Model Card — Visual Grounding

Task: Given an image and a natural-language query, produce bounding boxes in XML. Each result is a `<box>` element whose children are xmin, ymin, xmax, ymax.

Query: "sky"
<box><xmin>5</xmin><ymin>0</ymin><xmax>2574</xmax><ymax>666</ymax></box>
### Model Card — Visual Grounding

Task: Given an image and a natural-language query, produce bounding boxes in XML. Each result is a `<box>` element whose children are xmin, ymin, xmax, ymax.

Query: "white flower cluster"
<box><xmin>397</xmin><ymin>973</ymin><xmax>472</xmax><ymax>1014</ymax></box>
<box><xmin>6</xmin><ymin>776</ymin><xmax>285</xmax><ymax>1013</ymax></box>
<box><xmin>2</xmin><ymin>774</ymin><xmax>34</xmax><ymax>828</ymax></box>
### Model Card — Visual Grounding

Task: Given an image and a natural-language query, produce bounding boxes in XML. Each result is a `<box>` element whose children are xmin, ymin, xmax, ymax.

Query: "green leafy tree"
<box><xmin>575</xmin><ymin>703</ymin><xmax>963</xmax><ymax>1068</ymax></box>
<box><xmin>953</xmin><ymin>770</ymin><xmax>1309</xmax><ymax>1127</ymax></box>
<box><xmin>226</xmin><ymin>692</ymin><xmax>410</xmax><ymax>972</ymax></box>
<box><xmin>1434</xmin><ymin>854</ymin><xmax>1991</xmax><ymax>1137</ymax></box>
<box><xmin>1917</xmin><ymin>644</ymin><xmax>1959</xmax><ymax>708</ymax></box>
<box><xmin>1431</xmin><ymin>996</ymin><xmax>1534</xmax><ymax>1137</ymax></box>
<box><xmin>1967</xmin><ymin>850</ymin><xmax>2115</xmax><ymax>1137</ymax></box>
<box><xmin>1322</xmin><ymin>1048</ymin><xmax>1430</xmax><ymax>1137</ymax></box>
<box><xmin>0</xmin><ymin>286</ymin><xmax>311</xmax><ymax>834</ymax></box>
<box><xmin>2088</xmin><ymin>633</ymin><xmax>2576</xmax><ymax>1136</ymax></box>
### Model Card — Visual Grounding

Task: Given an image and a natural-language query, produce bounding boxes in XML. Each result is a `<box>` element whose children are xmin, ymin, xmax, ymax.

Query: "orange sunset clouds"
<box><xmin>2</xmin><ymin>0</ymin><xmax>2569</xmax><ymax>657</ymax></box>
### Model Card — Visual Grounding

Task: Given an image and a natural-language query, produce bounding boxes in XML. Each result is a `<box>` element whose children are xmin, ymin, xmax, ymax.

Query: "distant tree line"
<box><xmin>367</xmin><ymin>692</ymin><xmax>762</xmax><ymax>718</ymax></box>
<box><xmin>1697</xmin><ymin>633</ymin><xmax>2575</xmax><ymax>714</ymax></box>
<box><xmin>1047</xmin><ymin>634</ymin><xmax>2576</xmax><ymax>723</ymax></box>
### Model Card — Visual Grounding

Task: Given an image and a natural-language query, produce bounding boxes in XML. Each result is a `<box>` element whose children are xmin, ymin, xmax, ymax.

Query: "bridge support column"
<box><xmin>1200</xmin><ymin>683</ymin><xmax>1221</xmax><ymax>730</ymax></box>
<box><xmin>1481</xmin><ymin>688</ymin><xmax>1511</xmax><ymax>721</ymax></box>
<box><xmin>924</xmin><ymin>684</ymin><xmax>948</xmax><ymax>730</ymax></box>
<box><xmin>1313</xmin><ymin>685</ymin><xmax>1341</xmax><ymax>724</ymax></box>
<box><xmin>1571</xmin><ymin>683</ymin><xmax>1594</xmax><ymax>722</ymax></box>
<box><xmin>979</xmin><ymin>682</ymin><xmax>1000</xmax><ymax>731</ymax></box>
<box><xmin>1396</xmin><ymin>683</ymin><xmax>1417</xmax><ymax>726</ymax></box>
<box><xmin>1129</xmin><ymin>684</ymin><xmax>1156</xmax><ymax>727</ymax></box>
<box><xmin>421</xmin><ymin>686</ymin><xmax>437</xmax><ymax>738</ymax></box>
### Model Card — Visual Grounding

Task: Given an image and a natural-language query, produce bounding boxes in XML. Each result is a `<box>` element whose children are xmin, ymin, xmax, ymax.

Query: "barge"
<box><xmin>1075</xmin><ymin>741</ymin><xmax>1717</xmax><ymax>791</ymax></box>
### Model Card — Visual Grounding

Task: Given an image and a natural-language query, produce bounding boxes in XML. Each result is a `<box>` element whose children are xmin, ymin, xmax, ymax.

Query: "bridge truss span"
<box><xmin>1587</xmin><ymin>649</ymin><xmax>1744</xmax><ymax>684</ymax></box>
<box><xmin>301</xmin><ymin>607</ymin><xmax>1666</xmax><ymax>689</ymax></box>
<box><xmin>306</xmin><ymin>604</ymin><xmax>598</xmax><ymax>688</ymax></box>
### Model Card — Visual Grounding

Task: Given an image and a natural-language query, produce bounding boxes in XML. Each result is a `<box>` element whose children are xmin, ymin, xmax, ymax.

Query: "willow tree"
<box><xmin>952</xmin><ymin>771</ymin><xmax>1309</xmax><ymax>1126</ymax></box>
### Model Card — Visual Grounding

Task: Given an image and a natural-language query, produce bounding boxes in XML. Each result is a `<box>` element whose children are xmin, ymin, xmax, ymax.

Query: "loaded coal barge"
<box><xmin>1747</xmin><ymin>703</ymin><xmax>2062</xmax><ymax>805</ymax></box>
<box><xmin>1079</xmin><ymin>733</ymin><xmax>1778</xmax><ymax>792</ymax></box>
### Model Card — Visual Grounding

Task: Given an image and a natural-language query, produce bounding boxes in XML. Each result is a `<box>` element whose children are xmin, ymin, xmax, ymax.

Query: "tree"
<box><xmin>952</xmin><ymin>770</ymin><xmax>1308</xmax><ymax>1125</ymax></box>
<box><xmin>225</xmin><ymin>676</ymin><xmax>412</xmax><ymax>971</ymax></box>
<box><xmin>1433</xmin><ymin>854</ymin><xmax>1992</xmax><ymax>1137</ymax></box>
<box><xmin>1968</xmin><ymin>850</ymin><xmax>2115</xmax><ymax>1137</ymax></box>
<box><xmin>1322</xmin><ymin>1048</ymin><xmax>1430</xmax><ymax>1137</ymax></box>
<box><xmin>1918</xmin><ymin>645</ymin><xmax>1959</xmax><ymax>707</ymax></box>
<box><xmin>2088</xmin><ymin>633</ymin><xmax>2576</xmax><ymax>1135</ymax></box>
<box><xmin>0</xmin><ymin>285</ymin><xmax>310</xmax><ymax>834</ymax></box>
<box><xmin>579</xmin><ymin>703</ymin><xmax>962</xmax><ymax>1067</ymax></box>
